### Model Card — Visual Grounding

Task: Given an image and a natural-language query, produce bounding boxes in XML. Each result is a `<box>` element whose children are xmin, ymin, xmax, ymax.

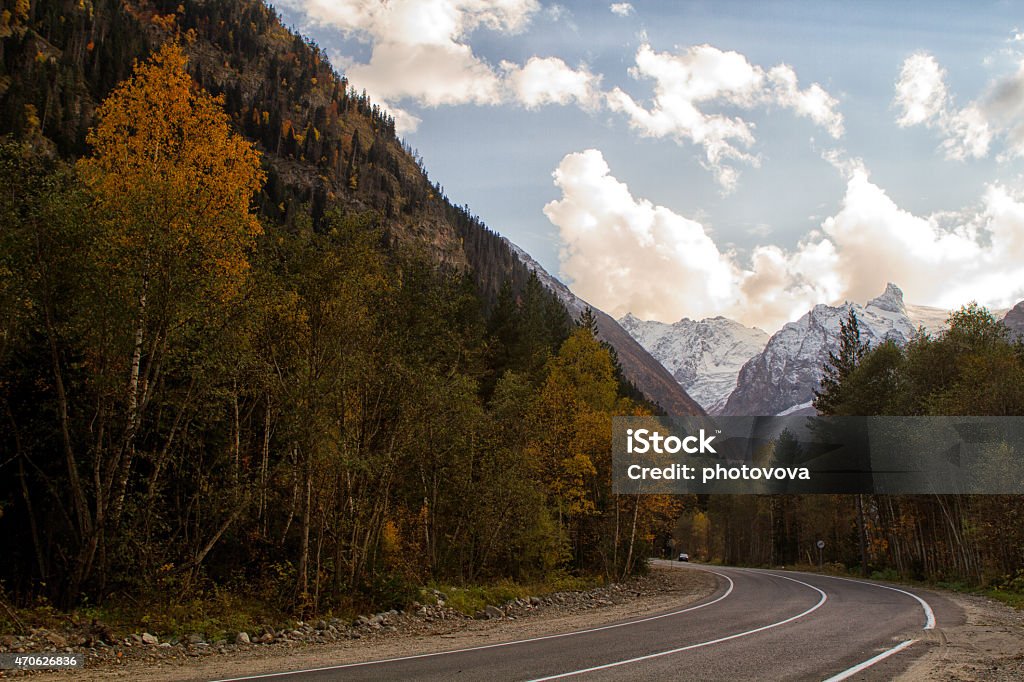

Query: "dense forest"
<box><xmin>675</xmin><ymin>307</ymin><xmax>1024</xmax><ymax>593</ymax></box>
<box><xmin>0</xmin><ymin>0</ymin><xmax>679</xmax><ymax>621</ymax></box>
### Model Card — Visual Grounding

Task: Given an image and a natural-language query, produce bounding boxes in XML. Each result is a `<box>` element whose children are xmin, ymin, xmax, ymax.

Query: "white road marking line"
<box><xmin>210</xmin><ymin>571</ymin><xmax>736</xmax><ymax>682</ymax></box>
<box><xmin>820</xmin><ymin>639</ymin><xmax>918</xmax><ymax>682</ymax></box>
<box><xmin>526</xmin><ymin>572</ymin><xmax>829</xmax><ymax>682</ymax></box>
<box><xmin>809</xmin><ymin>574</ymin><xmax>935</xmax><ymax>629</ymax></box>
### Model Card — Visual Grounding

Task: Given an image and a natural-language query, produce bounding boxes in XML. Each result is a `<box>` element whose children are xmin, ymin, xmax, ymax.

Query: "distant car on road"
<box><xmin>677</xmin><ymin>552</ymin><xmax>689</xmax><ymax>562</ymax></box>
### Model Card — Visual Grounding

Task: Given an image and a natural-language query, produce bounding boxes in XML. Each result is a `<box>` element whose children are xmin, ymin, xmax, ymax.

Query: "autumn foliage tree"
<box><xmin>49</xmin><ymin>41</ymin><xmax>264</xmax><ymax>598</ymax></box>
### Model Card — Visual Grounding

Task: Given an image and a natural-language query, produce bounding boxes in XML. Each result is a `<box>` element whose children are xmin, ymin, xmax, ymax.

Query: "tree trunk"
<box><xmin>297</xmin><ymin>460</ymin><xmax>312</xmax><ymax>604</ymax></box>
<box><xmin>622</xmin><ymin>498</ymin><xmax>640</xmax><ymax>581</ymax></box>
<box><xmin>856</xmin><ymin>494</ymin><xmax>868</xmax><ymax>577</ymax></box>
<box><xmin>259</xmin><ymin>399</ymin><xmax>272</xmax><ymax>534</ymax></box>
<box><xmin>112</xmin><ymin>280</ymin><xmax>148</xmax><ymax>528</ymax></box>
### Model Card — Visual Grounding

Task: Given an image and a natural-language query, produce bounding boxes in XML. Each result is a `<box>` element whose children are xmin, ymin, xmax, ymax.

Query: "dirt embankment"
<box><xmin>897</xmin><ymin>593</ymin><xmax>1024</xmax><ymax>682</ymax></box>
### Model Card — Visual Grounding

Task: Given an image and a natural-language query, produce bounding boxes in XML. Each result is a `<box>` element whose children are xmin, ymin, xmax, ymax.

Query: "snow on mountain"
<box><xmin>504</xmin><ymin>240</ymin><xmax>705</xmax><ymax>415</ymax></box>
<box><xmin>617</xmin><ymin>314</ymin><xmax>768</xmax><ymax>414</ymax></box>
<box><xmin>905</xmin><ymin>303</ymin><xmax>951</xmax><ymax>335</ymax></box>
<box><xmin>906</xmin><ymin>302</ymin><xmax>1009</xmax><ymax>335</ymax></box>
<box><xmin>721</xmin><ymin>283</ymin><xmax>923</xmax><ymax>416</ymax></box>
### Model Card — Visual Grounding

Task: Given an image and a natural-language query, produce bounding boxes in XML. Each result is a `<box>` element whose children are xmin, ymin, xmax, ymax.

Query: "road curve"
<box><xmin>213</xmin><ymin>562</ymin><xmax>960</xmax><ymax>682</ymax></box>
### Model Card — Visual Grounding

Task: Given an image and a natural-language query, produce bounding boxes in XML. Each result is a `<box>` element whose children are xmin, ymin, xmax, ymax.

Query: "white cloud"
<box><xmin>889</xmin><ymin>51</ymin><xmax>1024</xmax><ymax>161</ymax></box>
<box><xmin>503</xmin><ymin>57</ymin><xmax>602</xmax><ymax>109</ymax></box>
<box><xmin>768</xmin><ymin>65</ymin><xmax>844</xmax><ymax>137</ymax></box>
<box><xmin>290</xmin><ymin>0</ymin><xmax>539</xmax><ymax>43</ymax></box>
<box><xmin>349</xmin><ymin>41</ymin><xmax>504</xmax><ymax>108</ymax></box>
<box><xmin>610</xmin><ymin>3</ymin><xmax>634</xmax><ymax>17</ymax></box>
<box><xmin>894</xmin><ymin>52</ymin><xmax>948</xmax><ymax>127</ymax></box>
<box><xmin>984</xmin><ymin>61</ymin><xmax>1024</xmax><ymax>157</ymax></box>
<box><xmin>542</xmin><ymin>150</ymin><xmax>839</xmax><ymax>328</ymax></box>
<box><xmin>606</xmin><ymin>44</ymin><xmax>844</xmax><ymax>192</ymax></box>
<box><xmin>942</xmin><ymin>104</ymin><xmax>993</xmax><ymax>160</ymax></box>
<box><xmin>545</xmin><ymin>149</ymin><xmax>1024</xmax><ymax>330</ymax></box>
<box><xmin>817</xmin><ymin>166</ymin><xmax>1024</xmax><ymax>310</ymax></box>
<box><xmin>283</xmin><ymin>0</ymin><xmax>542</xmax><ymax>130</ymax></box>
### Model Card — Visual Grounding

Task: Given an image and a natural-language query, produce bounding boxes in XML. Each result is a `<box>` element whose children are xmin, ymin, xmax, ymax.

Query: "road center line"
<box><xmin>211</xmin><ymin>571</ymin><xmax>736</xmax><ymax>682</ymax></box>
<box><xmin>526</xmin><ymin>572</ymin><xmax>828</xmax><ymax>682</ymax></box>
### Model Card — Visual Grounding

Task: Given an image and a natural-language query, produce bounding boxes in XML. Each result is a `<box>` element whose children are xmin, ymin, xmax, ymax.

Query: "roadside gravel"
<box><xmin>11</xmin><ymin>565</ymin><xmax>717</xmax><ymax>681</ymax></box>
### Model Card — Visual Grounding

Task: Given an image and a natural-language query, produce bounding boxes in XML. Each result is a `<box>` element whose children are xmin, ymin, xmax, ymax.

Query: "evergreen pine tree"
<box><xmin>577</xmin><ymin>306</ymin><xmax>599</xmax><ymax>337</ymax></box>
<box><xmin>813</xmin><ymin>308</ymin><xmax>869</xmax><ymax>415</ymax></box>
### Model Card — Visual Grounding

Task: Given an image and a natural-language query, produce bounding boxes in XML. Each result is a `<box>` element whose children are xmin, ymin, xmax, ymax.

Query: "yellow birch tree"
<box><xmin>75</xmin><ymin>41</ymin><xmax>264</xmax><ymax>542</ymax></box>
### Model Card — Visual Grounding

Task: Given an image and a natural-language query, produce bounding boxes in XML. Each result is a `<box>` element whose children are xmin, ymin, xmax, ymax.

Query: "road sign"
<box><xmin>816</xmin><ymin>540</ymin><xmax>825</xmax><ymax>549</ymax></box>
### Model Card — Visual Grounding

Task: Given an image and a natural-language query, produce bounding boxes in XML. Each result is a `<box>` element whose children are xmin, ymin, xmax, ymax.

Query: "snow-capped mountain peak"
<box><xmin>618</xmin><ymin>282</ymin><xmax>1014</xmax><ymax>417</ymax></box>
<box><xmin>617</xmin><ymin>313</ymin><xmax>769</xmax><ymax>413</ymax></box>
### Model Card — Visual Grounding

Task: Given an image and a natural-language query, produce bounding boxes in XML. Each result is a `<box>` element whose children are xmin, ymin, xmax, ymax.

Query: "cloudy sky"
<box><xmin>276</xmin><ymin>0</ymin><xmax>1024</xmax><ymax>332</ymax></box>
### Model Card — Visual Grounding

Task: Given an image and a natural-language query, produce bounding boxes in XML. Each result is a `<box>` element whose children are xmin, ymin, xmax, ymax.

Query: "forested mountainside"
<box><xmin>0</xmin><ymin>0</ymin><xmax>686</xmax><ymax>619</ymax></box>
<box><xmin>1</xmin><ymin>0</ymin><xmax>533</xmax><ymax>296</ymax></box>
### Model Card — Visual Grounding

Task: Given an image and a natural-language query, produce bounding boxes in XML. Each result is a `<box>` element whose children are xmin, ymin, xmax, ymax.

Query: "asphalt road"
<box><xmin>214</xmin><ymin>561</ymin><xmax>960</xmax><ymax>682</ymax></box>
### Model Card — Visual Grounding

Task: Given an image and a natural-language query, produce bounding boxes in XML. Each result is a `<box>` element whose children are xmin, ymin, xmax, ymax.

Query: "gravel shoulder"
<box><xmin>896</xmin><ymin>592</ymin><xmax>1024</xmax><ymax>682</ymax></box>
<box><xmin>17</xmin><ymin>565</ymin><xmax>717</xmax><ymax>681</ymax></box>
<box><xmin>10</xmin><ymin>566</ymin><xmax>1021</xmax><ymax>681</ymax></box>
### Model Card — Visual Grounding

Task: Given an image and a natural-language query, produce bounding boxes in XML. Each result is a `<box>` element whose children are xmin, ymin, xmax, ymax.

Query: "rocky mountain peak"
<box><xmin>721</xmin><ymin>285</ymin><xmax>918</xmax><ymax>416</ymax></box>
<box><xmin>619</xmin><ymin>312</ymin><xmax>641</xmax><ymax>327</ymax></box>
<box><xmin>867</xmin><ymin>283</ymin><xmax>906</xmax><ymax>314</ymax></box>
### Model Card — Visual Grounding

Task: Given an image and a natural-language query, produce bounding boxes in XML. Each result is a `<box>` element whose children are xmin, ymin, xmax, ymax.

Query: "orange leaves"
<box><xmin>78</xmin><ymin>42</ymin><xmax>264</xmax><ymax>303</ymax></box>
<box><xmin>150</xmin><ymin>13</ymin><xmax>177</xmax><ymax>31</ymax></box>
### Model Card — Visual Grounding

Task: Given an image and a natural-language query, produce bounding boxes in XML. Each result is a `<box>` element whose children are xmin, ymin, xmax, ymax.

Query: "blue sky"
<box><xmin>275</xmin><ymin>0</ymin><xmax>1024</xmax><ymax>331</ymax></box>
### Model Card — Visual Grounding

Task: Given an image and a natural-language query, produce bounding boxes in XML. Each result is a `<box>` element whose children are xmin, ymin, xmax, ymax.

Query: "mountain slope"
<box><xmin>0</xmin><ymin>0</ymin><xmax>686</xmax><ymax>608</ymax></box>
<box><xmin>0</xmin><ymin>0</ymin><xmax>558</xmax><ymax>308</ymax></box>
<box><xmin>1002</xmin><ymin>301</ymin><xmax>1024</xmax><ymax>339</ymax></box>
<box><xmin>617</xmin><ymin>314</ymin><xmax>767</xmax><ymax>413</ymax></box>
<box><xmin>507</xmin><ymin>242</ymin><xmax>705</xmax><ymax>416</ymax></box>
